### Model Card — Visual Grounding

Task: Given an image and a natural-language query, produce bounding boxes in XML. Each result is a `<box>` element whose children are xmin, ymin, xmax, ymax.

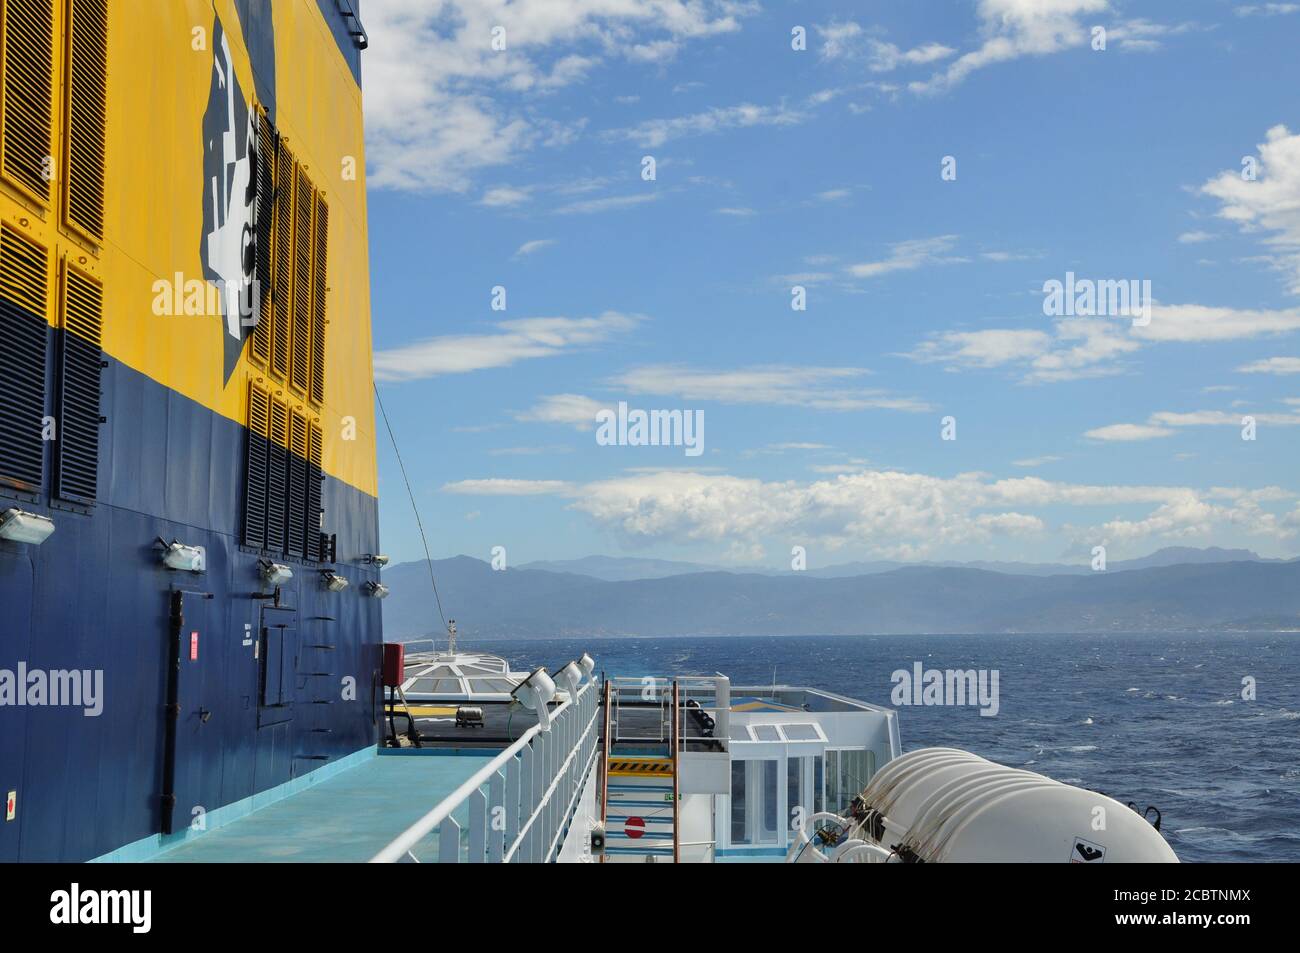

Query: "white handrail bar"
<box><xmin>369</xmin><ymin>681</ymin><xmax>593</xmax><ymax>863</ymax></box>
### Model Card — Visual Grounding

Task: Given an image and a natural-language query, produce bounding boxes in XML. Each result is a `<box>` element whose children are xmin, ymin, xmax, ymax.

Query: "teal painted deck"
<box><xmin>153</xmin><ymin>753</ymin><xmax>493</xmax><ymax>863</ymax></box>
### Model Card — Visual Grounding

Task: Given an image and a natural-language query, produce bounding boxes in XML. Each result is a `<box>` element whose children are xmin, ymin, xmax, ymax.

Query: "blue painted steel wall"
<box><xmin>0</xmin><ymin>324</ymin><xmax>383</xmax><ymax>862</ymax></box>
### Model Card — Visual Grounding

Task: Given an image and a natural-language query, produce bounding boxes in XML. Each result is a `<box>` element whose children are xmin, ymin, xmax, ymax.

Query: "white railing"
<box><xmin>398</xmin><ymin>638</ymin><xmax>439</xmax><ymax>656</ymax></box>
<box><xmin>369</xmin><ymin>681</ymin><xmax>601</xmax><ymax>863</ymax></box>
<box><xmin>606</xmin><ymin>675</ymin><xmax>730</xmax><ymax>748</ymax></box>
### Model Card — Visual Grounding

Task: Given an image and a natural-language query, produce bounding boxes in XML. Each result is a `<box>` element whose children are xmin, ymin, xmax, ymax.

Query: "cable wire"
<box><xmin>373</xmin><ymin>382</ymin><xmax>448</xmax><ymax>632</ymax></box>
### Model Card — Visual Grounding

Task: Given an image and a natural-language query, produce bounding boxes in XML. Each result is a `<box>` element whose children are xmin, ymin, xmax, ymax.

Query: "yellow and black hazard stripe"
<box><xmin>608</xmin><ymin>758</ymin><xmax>674</xmax><ymax>777</ymax></box>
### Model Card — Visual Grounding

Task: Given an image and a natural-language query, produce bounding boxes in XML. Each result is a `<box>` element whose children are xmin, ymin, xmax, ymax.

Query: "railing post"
<box><xmin>504</xmin><ymin>756</ymin><xmax>520</xmax><ymax>862</ymax></box>
<box><xmin>672</xmin><ymin>679</ymin><xmax>681</xmax><ymax>863</ymax></box>
<box><xmin>531</xmin><ymin>733</ymin><xmax>546</xmax><ymax>862</ymax></box>
<box><xmin>439</xmin><ymin>818</ymin><xmax>461</xmax><ymax>863</ymax></box>
<box><xmin>517</xmin><ymin>744</ymin><xmax>534</xmax><ymax>862</ymax></box>
<box><xmin>468</xmin><ymin>787</ymin><xmax>487</xmax><ymax>862</ymax></box>
<box><xmin>488</xmin><ymin>770</ymin><xmax>506</xmax><ymax>862</ymax></box>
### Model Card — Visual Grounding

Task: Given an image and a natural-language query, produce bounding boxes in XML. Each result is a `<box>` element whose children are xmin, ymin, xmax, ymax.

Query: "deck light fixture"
<box><xmin>321</xmin><ymin>570</ymin><xmax>349</xmax><ymax>592</ymax></box>
<box><xmin>361</xmin><ymin>554</ymin><xmax>389</xmax><ymax>567</ymax></box>
<box><xmin>259</xmin><ymin>560</ymin><xmax>294</xmax><ymax>586</ymax></box>
<box><xmin>578</xmin><ymin>653</ymin><xmax>596</xmax><ymax>681</ymax></box>
<box><xmin>160</xmin><ymin>540</ymin><xmax>206</xmax><ymax>572</ymax></box>
<box><xmin>556</xmin><ymin>661</ymin><xmax>583</xmax><ymax>699</ymax></box>
<box><xmin>0</xmin><ymin>508</ymin><xmax>55</xmax><ymax>545</ymax></box>
<box><xmin>363</xmin><ymin>581</ymin><xmax>390</xmax><ymax>599</ymax></box>
<box><xmin>512</xmin><ymin>666</ymin><xmax>557</xmax><ymax>731</ymax></box>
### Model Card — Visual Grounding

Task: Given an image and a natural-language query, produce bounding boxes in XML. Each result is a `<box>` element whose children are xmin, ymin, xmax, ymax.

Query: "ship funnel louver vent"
<box><xmin>250</xmin><ymin>107</ymin><xmax>276</xmax><ymax>365</ymax></box>
<box><xmin>1</xmin><ymin>0</ymin><xmax>54</xmax><ymax>203</ymax></box>
<box><xmin>62</xmin><ymin>0</ymin><xmax>107</xmax><ymax>241</ymax></box>
<box><xmin>53</xmin><ymin>262</ymin><xmax>103</xmax><ymax>505</ymax></box>
<box><xmin>0</xmin><ymin>225</ymin><xmax>49</xmax><ymax>494</ymax></box>
<box><xmin>290</xmin><ymin>167</ymin><xmax>312</xmax><ymax>396</ymax></box>
<box><xmin>243</xmin><ymin>383</ymin><xmax>271</xmax><ymax>549</ymax></box>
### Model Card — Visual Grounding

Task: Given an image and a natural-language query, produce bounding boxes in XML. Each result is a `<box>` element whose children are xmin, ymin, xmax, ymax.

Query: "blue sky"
<box><xmin>359</xmin><ymin>0</ymin><xmax>1300</xmax><ymax>569</ymax></box>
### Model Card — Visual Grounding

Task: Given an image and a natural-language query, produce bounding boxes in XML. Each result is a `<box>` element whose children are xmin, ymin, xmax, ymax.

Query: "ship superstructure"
<box><xmin>0</xmin><ymin>0</ymin><xmax>380</xmax><ymax>862</ymax></box>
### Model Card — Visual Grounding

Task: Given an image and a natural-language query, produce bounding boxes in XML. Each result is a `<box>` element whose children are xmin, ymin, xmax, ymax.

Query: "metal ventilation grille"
<box><xmin>310</xmin><ymin>193</ymin><xmax>328</xmax><ymax>406</ymax></box>
<box><xmin>250</xmin><ymin>107</ymin><xmax>276</xmax><ymax>365</ymax></box>
<box><xmin>0</xmin><ymin>0</ymin><xmax>54</xmax><ymax>202</ymax></box>
<box><xmin>286</xmin><ymin>408</ymin><xmax>307</xmax><ymax>557</ymax></box>
<box><xmin>266</xmin><ymin>397</ymin><xmax>288</xmax><ymax>552</ymax></box>
<box><xmin>62</xmin><ymin>0</ymin><xmax>106</xmax><ymax>240</ymax></box>
<box><xmin>53</xmin><ymin>262</ymin><xmax>102</xmax><ymax>504</ymax></box>
<box><xmin>0</xmin><ymin>225</ymin><xmax>48</xmax><ymax>494</ymax></box>
<box><xmin>243</xmin><ymin>382</ymin><xmax>270</xmax><ymax>548</ymax></box>
<box><xmin>271</xmin><ymin>140</ymin><xmax>295</xmax><ymax>379</ymax></box>
<box><xmin>289</xmin><ymin>166</ymin><xmax>313</xmax><ymax>395</ymax></box>
<box><xmin>0</xmin><ymin>222</ymin><xmax>46</xmax><ymax>314</ymax></box>
<box><xmin>306</xmin><ymin>419</ymin><xmax>323</xmax><ymax>561</ymax></box>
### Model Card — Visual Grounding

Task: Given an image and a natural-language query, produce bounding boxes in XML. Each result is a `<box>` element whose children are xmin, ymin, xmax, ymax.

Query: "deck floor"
<box><xmin>153</xmin><ymin>753</ymin><xmax>492</xmax><ymax>863</ymax></box>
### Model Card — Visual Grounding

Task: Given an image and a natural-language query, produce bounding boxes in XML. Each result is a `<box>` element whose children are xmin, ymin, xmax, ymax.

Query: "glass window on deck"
<box><xmin>761</xmin><ymin>760</ymin><xmax>778</xmax><ymax>841</ymax></box>
<box><xmin>730</xmin><ymin>760</ymin><xmax>748</xmax><ymax>845</ymax></box>
<box><xmin>826</xmin><ymin>749</ymin><xmax>876</xmax><ymax>814</ymax></box>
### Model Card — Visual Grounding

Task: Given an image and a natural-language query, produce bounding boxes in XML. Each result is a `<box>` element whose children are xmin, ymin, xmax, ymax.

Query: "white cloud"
<box><xmin>715</xmin><ymin>206</ymin><xmax>757</xmax><ymax>216</ymax></box>
<box><xmin>980</xmin><ymin>250</ymin><xmax>1041</xmax><ymax>262</ymax></box>
<box><xmin>374</xmin><ymin>312</ymin><xmax>641</xmax><ymax>381</ymax></box>
<box><xmin>605</xmin><ymin>102</ymin><xmax>808</xmax><ymax>148</ymax></box>
<box><xmin>1087</xmin><ymin>408</ymin><xmax>1300</xmax><ymax>442</ymax></box>
<box><xmin>1238</xmin><ymin>356</ymin><xmax>1300</xmax><ymax>374</ymax></box>
<box><xmin>1134</xmin><ymin>302</ymin><xmax>1300</xmax><ymax>341</ymax></box>
<box><xmin>815</xmin><ymin>21</ymin><xmax>955</xmax><ymax>70</ymax></box>
<box><xmin>513</xmin><ymin>238</ymin><xmax>556</xmax><ymax>257</ymax></box>
<box><xmin>1013</xmin><ymin>455</ymin><xmax>1063</xmax><ymax>467</ymax></box>
<box><xmin>1177</xmin><ymin>230</ymin><xmax>1214</xmax><ymax>243</ymax></box>
<box><xmin>1151</xmin><ymin>409</ymin><xmax>1300</xmax><ymax>427</ymax></box>
<box><xmin>910</xmin><ymin>0</ymin><xmax>1109</xmax><ymax>94</ymax></box>
<box><xmin>742</xmin><ymin>442</ymin><xmax>834</xmax><ymax>458</ymax></box>
<box><xmin>443</xmin><ymin>479</ymin><xmax>573</xmax><ymax>496</ymax></box>
<box><xmin>846</xmin><ymin>235</ymin><xmax>966</xmax><ymax>278</ymax></box>
<box><xmin>1108</xmin><ymin>18</ymin><xmax>1205</xmax><ymax>53</ymax></box>
<box><xmin>909</xmin><ymin>329</ymin><xmax>1053</xmax><ymax>368</ymax></box>
<box><xmin>613</xmin><ymin>364</ymin><xmax>932</xmax><ymax>412</ymax></box>
<box><xmin>447</xmin><ymin>468</ymin><xmax>1298</xmax><ymax>558</ymax></box>
<box><xmin>816</xmin><ymin>20</ymin><xmax>865</xmax><ymax>60</ymax></box>
<box><xmin>555</xmin><ymin>192</ymin><xmax>660</xmax><ymax>214</ymax></box>
<box><xmin>909</xmin><ymin>319</ymin><xmax>1139</xmax><ymax>383</ymax></box>
<box><xmin>362</xmin><ymin>0</ymin><xmax>751</xmax><ymax>192</ymax></box>
<box><xmin>515</xmin><ymin>393</ymin><xmax>612</xmax><ymax>430</ymax></box>
<box><xmin>1199</xmin><ymin>125</ymin><xmax>1300</xmax><ymax>293</ymax></box>
<box><xmin>1085</xmin><ymin>423</ymin><xmax>1175</xmax><ymax>442</ymax></box>
<box><xmin>911</xmin><ymin>300</ymin><xmax>1300</xmax><ymax>384</ymax></box>
<box><xmin>776</xmin><ymin>271</ymin><xmax>834</xmax><ymax>285</ymax></box>
<box><xmin>481</xmin><ymin>185</ymin><xmax>532</xmax><ymax>207</ymax></box>
<box><xmin>1235</xmin><ymin>3</ymin><xmax>1300</xmax><ymax>15</ymax></box>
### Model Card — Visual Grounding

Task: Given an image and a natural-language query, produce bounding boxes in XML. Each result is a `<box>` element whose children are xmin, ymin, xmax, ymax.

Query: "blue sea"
<box><xmin>470</xmin><ymin>632</ymin><xmax>1300</xmax><ymax>862</ymax></box>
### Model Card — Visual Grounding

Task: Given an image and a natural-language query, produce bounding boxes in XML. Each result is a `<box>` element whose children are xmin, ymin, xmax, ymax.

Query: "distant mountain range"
<box><xmin>379</xmin><ymin>547</ymin><xmax>1300</xmax><ymax>640</ymax></box>
<box><xmin>520</xmin><ymin>547</ymin><xmax>1288</xmax><ymax>580</ymax></box>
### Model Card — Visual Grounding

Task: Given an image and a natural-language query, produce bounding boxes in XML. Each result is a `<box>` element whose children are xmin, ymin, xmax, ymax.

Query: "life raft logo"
<box><xmin>49</xmin><ymin>883</ymin><xmax>151</xmax><ymax>933</ymax></box>
<box><xmin>1070</xmin><ymin>836</ymin><xmax>1107</xmax><ymax>863</ymax></box>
